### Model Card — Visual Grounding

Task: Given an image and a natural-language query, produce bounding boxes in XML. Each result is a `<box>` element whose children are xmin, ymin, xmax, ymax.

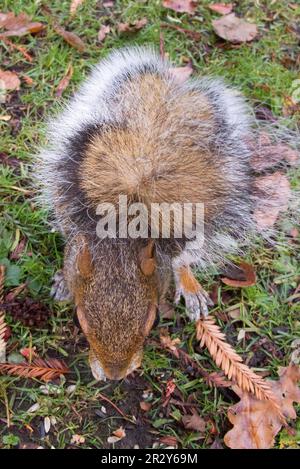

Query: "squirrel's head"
<box><xmin>66</xmin><ymin>236</ymin><xmax>162</xmax><ymax>381</ymax></box>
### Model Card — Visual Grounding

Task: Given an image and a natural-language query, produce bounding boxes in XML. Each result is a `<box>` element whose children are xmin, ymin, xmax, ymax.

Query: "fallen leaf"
<box><xmin>98</xmin><ymin>24</ymin><xmax>110</xmax><ymax>42</ymax></box>
<box><xmin>250</xmin><ymin>133</ymin><xmax>299</xmax><ymax>170</ymax></box>
<box><xmin>70</xmin><ymin>0</ymin><xmax>85</xmax><ymax>16</ymax></box>
<box><xmin>54</xmin><ymin>24</ymin><xmax>86</xmax><ymax>52</ymax></box>
<box><xmin>237</xmin><ymin>329</ymin><xmax>246</xmax><ymax>341</ymax></box>
<box><xmin>169</xmin><ymin>62</ymin><xmax>193</xmax><ymax>84</ymax></box>
<box><xmin>224</xmin><ymin>363</ymin><xmax>300</xmax><ymax>449</ymax></box>
<box><xmin>159</xmin><ymin>435</ymin><xmax>178</xmax><ymax>447</ymax></box>
<box><xmin>182</xmin><ymin>410</ymin><xmax>206</xmax><ymax>432</ymax></box>
<box><xmin>140</xmin><ymin>401</ymin><xmax>152</xmax><ymax>412</ymax></box>
<box><xmin>55</xmin><ymin>64</ymin><xmax>73</xmax><ymax>97</ymax></box>
<box><xmin>107</xmin><ymin>426</ymin><xmax>126</xmax><ymax>444</ymax></box>
<box><xmin>0</xmin><ymin>69</ymin><xmax>20</xmax><ymax>91</ymax></box>
<box><xmin>20</xmin><ymin>347</ymin><xmax>38</xmax><ymax>360</ymax></box>
<box><xmin>228</xmin><ymin>308</ymin><xmax>241</xmax><ymax>319</ymax></box>
<box><xmin>254</xmin><ymin>172</ymin><xmax>291</xmax><ymax>230</ymax></box>
<box><xmin>27</xmin><ymin>402</ymin><xmax>40</xmax><ymax>413</ymax></box>
<box><xmin>162</xmin><ymin>378</ymin><xmax>176</xmax><ymax>407</ymax></box>
<box><xmin>44</xmin><ymin>416</ymin><xmax>51</xmax><ymax>434</ymax></box>
<box><xmin>117</xmin><ymin>18</ymin><xmax>147</xmax><ymax>34</ymax></box>
<box><xmin>10</xmin><ymin>238</ymin><xmax>26</xmax><ymax>260</ymax></box>
<box><xmin>0</xmin><ymin>115</ymin><xmax>11</xmax><ymax>121</ymax></box>
<box><xmin>0</xmin><ymin>12</ymin><xmax>44</xmax><ymax>37</ymax></box>
<box><xmin>209</xmin><ymin>3</ymin><xmax>233</xmax><ymax>15</ymax></box>
<box><xmin>221</xmin><ymin>262</ymin><xmax>256</xmax><ymax>287</ymax></box>
<box><xmin>162</xmin><ymin>0</ymin><xmax>197</xmax><ymax>14</ymax></box>
<box><xmin>212</xmin><ymin>13</ymin><xmax>258</xmax><ymax>43</ymax></box>
<box><xmin>159</xmin><ymin>329</ymin><xmax>181</xmax><ymax>356</ymax></box>
<box><xmin>22</xmin><ymin>75</ymin><xmax>34</xmax><ymax>86</ymax></box>
<box><xmin>70</xmin><ymin>434</ymin><xmax>85</xmax><ymax>444</ymax></box>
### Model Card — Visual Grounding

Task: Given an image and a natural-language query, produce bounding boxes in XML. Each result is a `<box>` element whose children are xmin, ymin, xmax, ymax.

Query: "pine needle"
<box><xmin>196</xmin><ymin>316</ymin><xmax>285</xmax><ymax>421</ymax></box>
<box><xmin>0</xmin><ymin>265</ymin><xmax>7</xmax><ymax>363</ymax></box>
<box><xmin>0</xmin><ymin>358</ymin><xmax>70</xmax><ymax>382</ymax></box>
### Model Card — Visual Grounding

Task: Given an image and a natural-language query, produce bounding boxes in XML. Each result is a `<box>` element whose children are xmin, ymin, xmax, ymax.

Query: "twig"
<box><xmin>96</xmin><ymin>391</ymin><xmax>135</xmax><ymax>424</ymax></box>
<box><xmin>161</xmin><ymin>22</ymin><xmax>201</xmax><ymax>40</ymax></box>
<box><xmin>1</xmin><ymin>37</ymin><xmax>33</xmax><ymax>62</ymax></box>
<box><xmin>148</xmin><ymin>338</ymin><xmax>232</xmax><ymax>388</ymax></box>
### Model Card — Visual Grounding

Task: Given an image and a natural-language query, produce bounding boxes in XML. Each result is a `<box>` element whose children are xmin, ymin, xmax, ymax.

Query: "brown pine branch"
<box><xmin>0</xmin><ymin>358</ymin><xmax>70</xmax><ymax>382</ymax></box>
<box><xmin>196</xmin><ymin>316</ymin><xmax>285</xmax><ymax>422</ymax></box>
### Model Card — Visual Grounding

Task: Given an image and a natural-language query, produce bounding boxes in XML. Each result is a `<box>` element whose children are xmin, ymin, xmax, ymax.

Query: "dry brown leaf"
<box><xmin>169</xmin><ymin>63</ymin><xmax>193</xmax><ymax>84</ymax></box>
<box><xmin>159</xmin><ymin>435</ymin><xmax>178</xmax><ymax>447</ymax></box>
<box><xmin>54</xmin><ymin>24</ymin><xmax>86</xmax><ymax>52</ymax></box>
<box><xmin>0</xmin><ymin>11</ymin><xmax>44</xmax><ymax>37</ymax></box>
<box><xmin>140</xmin><ymin>401</ymin><xmax>152</xmax><ymax>412</ymax></box>
<box><xmin>117</xmin><ymin>18</ymin><xmax>147</xmax><ymax>34</ymax></box>
<box><xmin>98</xmin><ymin>24</ymin><xmax>110</xmax><ymax>42</ymax></box>
<box><xmin>250</xmin><ymin>134</ymin><xmax>299</xmax><ymax>170</ymax></box>
<box><xmin>107</xmin><ymin>426</ymin><xmax>126</xmax><ymax>444</ymax></box>
<box><xmin>209</xmin><ymin>3</ymin><xmax>233</xmax><ymax>15</ymax></box>
<box><xmin>10</xmin><ymin>238</ymin><xmax>26</xmax><ymax>260</ymax></box>
<box><xmin>159</xmin><ymin>329</ymin><xmax>181</xmax><ymax>356</ymax></box>
<box><xmin>70</xmin><ymin>0</ymin><xmax>85</xmax><ymax>16</ymax></box>
<box><xmin>224</xmin><ymin>364</ymin><xmax>300</xmax><ymax>449</ymax></box>
<box><xmin>212</xmin><ymin>13</ymin><xmax>258</xmax><ymax>43</ymax></box>
<box><xmin>254</xmin><ymin>172</ymin><xmax>291</xmax><ymax>230</ymax></box>
<box><xmin>182</xmin><ymin>410</ymin><xmax>206</xmax><ymax>432</ymax></box>
<box><xmin>221</xmin><ymin>261</ymin><xmax>256</xmax><ymax>287</ymax></box>
<box><xmin>162</xmin><ymin>0</ymin><xmax>197</xmax><ymax>14</ymax></box>
<box><xmin>0</xmin><ymin>358</ymin><xmax>70</xmax><ymax>381</ymax></box>
<box><xmin>0</xmin><ymin>69</ymin><xmax>20</xmax><ymax>91</ymax></box>
<box><xmin>70</xmin><ymin>434</ymin><xmax>85</xmax><ymax>444</ymax></box>
<box><xmin>196</xmin><ymin>317</ymin><xmax>283</xmax><ymax>419</ymax></box>
<box><xmin>55</xmin><ymin>64</ymin><xmax>73</xmax><ymax>97</ymax></box>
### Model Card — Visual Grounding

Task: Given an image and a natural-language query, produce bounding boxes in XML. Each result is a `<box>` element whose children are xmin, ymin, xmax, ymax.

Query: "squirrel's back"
<box><xmin>37</xmin><ymin>47</ymin><xmax>264</xmax><ymax>266</ymax></box>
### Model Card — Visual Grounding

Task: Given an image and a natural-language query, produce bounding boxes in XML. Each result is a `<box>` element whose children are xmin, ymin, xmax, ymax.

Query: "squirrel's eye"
<box><xmin>73</xmin><ymin>307</ymin><xmax>81</xmax><ymax>329</ymax></box>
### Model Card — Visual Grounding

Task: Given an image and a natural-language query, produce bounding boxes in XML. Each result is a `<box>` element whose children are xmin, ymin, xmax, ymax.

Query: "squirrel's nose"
<box><xmin>104</xmin><ymin>365</ymin><xmax>128</xmax><ymax>381</ymax></box>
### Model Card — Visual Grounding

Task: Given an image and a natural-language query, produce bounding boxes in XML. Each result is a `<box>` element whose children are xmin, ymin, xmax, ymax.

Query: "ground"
<box><xmin>0</xmin><ymin>0</ymin><xmax>300</xmax><ymax>449</ymax></box>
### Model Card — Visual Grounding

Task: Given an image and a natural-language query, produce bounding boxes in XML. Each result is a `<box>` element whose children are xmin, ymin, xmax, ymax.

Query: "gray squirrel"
<box><xmin>36</xmin><ymin>47</ymin><xmax>299</xmax><ymax>380</ymax></box>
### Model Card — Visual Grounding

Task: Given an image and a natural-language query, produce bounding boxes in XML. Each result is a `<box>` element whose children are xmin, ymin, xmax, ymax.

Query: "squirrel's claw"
<box><xmin>51</xmin><ymin>271</ymin><xmax>72</xmax><ymax>302</ymax></box>
<box><xmin>175</xmin><ymin>287</ymin><xmax>213</xmax><ymax>321</ymax></box>
<box><xmin>174</xmin><ymin>265</ymin><xmax>213</xmax><ymax>321</ymax></box>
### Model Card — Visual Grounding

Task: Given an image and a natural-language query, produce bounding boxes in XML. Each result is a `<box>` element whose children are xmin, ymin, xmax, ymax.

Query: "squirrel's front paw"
<box><xmin>174</xmin><ymin>266</ymin><xmax>213</xmax><ymax>321</ymax></box>
<box><xmin>51</xmin><ymin>270</ymin><xmax>72</xmax><ymax>302</ymax></box>
<box><xmin>175</xmin><ymin>286</ymin><xmax>213</xmax><ymax>320</ymax></box>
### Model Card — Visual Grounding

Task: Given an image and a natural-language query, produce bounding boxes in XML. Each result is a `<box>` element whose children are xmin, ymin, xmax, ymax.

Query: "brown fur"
<box><xmin>80</xmin><ymin>75</ymin><xmax>229</xmax><ymax>227</ymax></box>
<box><xmin>63</xmin><ymin>236</ymin><xmax>168</xmax><ymax>379</ymax></box>
<box><xmin>178</xmin><ymin>265</ymin><xmax>202</xmax><ymax>294</ymax></box>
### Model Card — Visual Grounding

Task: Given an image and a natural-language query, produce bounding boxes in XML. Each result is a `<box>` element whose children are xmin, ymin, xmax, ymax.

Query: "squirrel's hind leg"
<box><xmin>50</xmin><ymin>270</ymin><xmax>72</xmax><ymax>302</ymax></box>
<box><xmin>174</xmin><ymin>265</ymin><xmax>213</xmax><ymax>320</ymax></box>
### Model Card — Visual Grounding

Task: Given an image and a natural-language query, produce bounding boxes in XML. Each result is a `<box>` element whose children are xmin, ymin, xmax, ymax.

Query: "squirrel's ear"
<box><xmin>77</xmin><ymin>237</ymin><xmax>93</xmax><ymax>278</ymax></box>
<box><xmin>139</xmin><ymin>240</ymin><xmax>156</xmax><ymax>276</ymax></box>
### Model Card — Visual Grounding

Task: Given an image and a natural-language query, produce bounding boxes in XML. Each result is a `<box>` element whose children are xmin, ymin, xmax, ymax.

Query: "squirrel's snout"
<box><xmin>89</xmin><ymin>350</ymin><xmax>143</xmax><ymax>381</ymax></box>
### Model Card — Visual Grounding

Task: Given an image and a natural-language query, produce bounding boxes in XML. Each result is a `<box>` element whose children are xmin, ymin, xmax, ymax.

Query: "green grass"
<box><xmin>0</xmin><ymin>0</ymin><xmax>300</xmax><ymax>449</ymax></box>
